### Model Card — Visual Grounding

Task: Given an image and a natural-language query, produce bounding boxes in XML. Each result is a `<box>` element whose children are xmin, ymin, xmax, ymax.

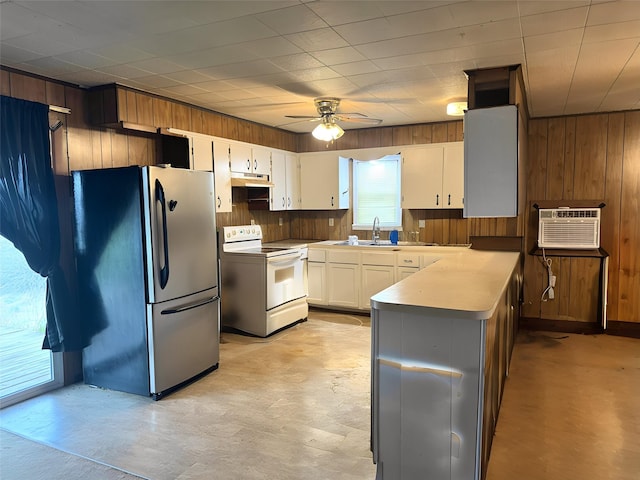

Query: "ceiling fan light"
<box><xmin>446</xmin><ymin>101</ymin><xmax>467</xmax><ymax>116</ymax></box>
<box><xmin>312</xmin><ymin>122</ymin><xmax>344</xmax><ymax>141</ymax></box>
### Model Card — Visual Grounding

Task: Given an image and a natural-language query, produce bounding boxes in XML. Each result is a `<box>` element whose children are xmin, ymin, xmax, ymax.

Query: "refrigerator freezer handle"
<box><xmin>155</xmin><ymin>178</ymin><xmax>170</xmax><ymax>289</ymax></box>
<box><xmin>161</xmin><ymin>296</ymin><xmax>216</xmax><ymax>314</ymax></box>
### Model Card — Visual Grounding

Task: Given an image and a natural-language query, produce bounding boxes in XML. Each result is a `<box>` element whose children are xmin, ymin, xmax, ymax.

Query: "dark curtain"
<box><xmin>0</xmin><ymin>95</ymin><xmax>83</xmax><ymax>352</ymax></box>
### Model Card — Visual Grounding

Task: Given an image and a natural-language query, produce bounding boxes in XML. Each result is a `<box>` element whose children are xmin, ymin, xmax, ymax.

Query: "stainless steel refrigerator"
<box><xmin>73</xmin><ymin>165</ymin><xmax>219</xmax><ymax>399</ymax></box>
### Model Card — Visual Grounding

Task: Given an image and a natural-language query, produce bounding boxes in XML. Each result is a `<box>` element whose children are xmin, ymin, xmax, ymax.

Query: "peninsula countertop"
<box><xmin>370</xmin><ymin>249</ymin><xmax>520</xmax><ymax>320</ymax></box>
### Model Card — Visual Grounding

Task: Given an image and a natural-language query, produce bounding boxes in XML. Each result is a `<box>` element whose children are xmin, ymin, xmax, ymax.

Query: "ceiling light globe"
<box><xmin>312</xmin><ymin>122</ymin><xmax>344</xmax><ymax>141</ymax></box>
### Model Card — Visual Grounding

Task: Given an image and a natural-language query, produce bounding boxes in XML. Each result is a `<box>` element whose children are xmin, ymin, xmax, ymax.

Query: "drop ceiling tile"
<box><xmin>160</xmin><ymin>83</ymin><xmax>212</xmax><ymax>96</ymax></box>
<box><xmin>256</xmin><ymin>4</ymin><xmax>327</xmax><ymax>35</ymax></box>
<box><xmin>268</xmin><ymin>53</ymin><xmax>325</xmax><ymax>71</ymax></box>
<box><xmin>583</xmin><ymin>20</ymin><xmax>640</xmax><ymax>43</ymax></box>
<box><xmin>3</xmin><ymin>33</ymin><xmax>77</xmax><ymax>57</ymax></box>
<box><xmin>56</xmin><ymin>69</ymin><xmax>124</xmax><ymax>87</ymax></box>
<box><xmin>160</xmin><ymin>70</ymin><xmax>215</xmax><ymax>85</ymax></box>
<box><xmin>518</xmin><ymin>1</ymin><xmax>590</xmax><ymax>17</ymax></box>
<box><xmin>199</xmin><ymin>60</ymin><xmax>283</xmax><ymax>80</ymax></box>
<box><xmin>285</xmin><ymin>28</ymin><xmax>349</xmax><ymax>52</ymax></box>
<box><xmin>168</xmin><ymin>45</ymin><xmax>259</xmax><ymax>70</ymax></box>
<box><xmin>128</xmin><ymin>57</ymin><xmax>186</xmax><ymax>75</ymax></box>
<box><xmin>524</xmin><ymin>28</ymin><xmax>584</xmax><ymax>52</ymax></box>
<box><xmin>288</xmin><ymin>66</ymin><xmax>342</xmax><ymax>82</ymax></box>
<box><xmin>587</xmin><ymin>1</ymin><xmax>640</xmax><ymax>25</ymax></box>
<box><xmin>189</xmin><ymin>79</ymin><xmax>239</xmax><ymax>92</ymax></box>
<box><xmin>128</xmin><ymin>75</ymin><xmax>183</xmax><ymax>89</ymax></box>
<box><xmin>96</xmin><ymin>64</ymin><xmax>155</xmax><ymax>79</ymax></box>
<box><xmin>0</xmin><ymin>43</ymin><xmax>42</xmax><ymax>64</ymax></box>
<box><xmin>54</xmin><ymin>50</ymin><xmax>118</xmax><ymax>69</ymax></box>
<box><xmin>331</xmin><ymin>61</ymin><xmax>381</xmax><ymax>76</ymax></box>
<box><xmin>520</xmin><ymin>6</ymin><xmax>589</xmax><ymax>37</ymax></box>
<box><xmin>84</xmin><ymin>46</ymin><xmax>151</xmax><ymax>70</ymax></box>
<box><xmin>23</xmin><ymin>56</ymin><xmax>85</xmax><ymax>75</ymax></box>
<box><xmin>304</xmin><ymin>77</ymin><xmax>360</xmax><ymax>96</ymax></box>
<box><xmin>445</xmin><ymin>1</ymin><xmax>520</xmax><ymax>25</ymax></box>
<box><xmin>305</xmin><ymin>1</ymin><xmax>387</xmax><ymax>26</ymax></box>
<box><xmin>240</xmin><ymin>36</ymin><xmax>302</xmax><ymax>58</ymax></box>
<box><xmin>309</xmin><ymin>47</ymin><xmax>368</xmax><ymax>66</ymax></box>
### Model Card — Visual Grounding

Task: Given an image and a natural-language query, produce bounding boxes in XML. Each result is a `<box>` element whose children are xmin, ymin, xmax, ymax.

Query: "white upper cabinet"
<box><xmin>270</xmin><ymin>152</ymin><xmax>300</xmax><ymax>211</ymax></box>
<box><xmin>252</xmin><ymin>147</ymin><xmax>271</xmax><ymax>176</ymax></box>
<box><xmin>229</xmin><ymin>144</ymin><xmax>271</xmax><ymax>176</ymax></box>
<box><xmin>229</xmin><ymin>143</ymin><xmax>252</xmax><ymax>174</ymax></box>
<box><xmin>464</xmin><ymin>105</ymin><xmax>518</xmax><ymax>217</ymax></box>
<box><xmin>401</xmin><ymin>142</ymin><xmax>463</xmax><ymax>209</ymax></box>
<box><xmin>402</xmin><ymin>145</ymin><xmax>444</xmax><ymax>209</ymax></box>
<box><xmin>270</xmin><ymin>151</ymin><xmax>287</xmax><ymax>211</ymax></box>
<box><xmin>212</xmin><ymin>140</ymin><xmax>232</xmax><ymax>213</ymax></box>
<box><xmin>190</xmin><ymin>135</ymin><xmax>213</xmax><ymax>171</ymax></box>
<box><xmin>443</xmin><ymin>142</ymin><xmax>464</xmax><ymax>209</ymax></box>
<box><xmin>299</xmin><ymin>153</ymin><xmax>350</xmax><ymax>210</ymax></box>
<box><xmin>285</xmin><ymin>153</ymin><xmax>300</xmax><ymax>210</ymax></box>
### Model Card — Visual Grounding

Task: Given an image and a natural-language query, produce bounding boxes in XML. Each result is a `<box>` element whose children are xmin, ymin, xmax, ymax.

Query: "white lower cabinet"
<box><xmin>326</xmin><ymin>249</ymin><xmax>360</xmax><ymax>308</ymax></box>
<box><xmin>307</xmin><ymin>247</ymin><xmax>446</xmax><ymax>311</ymax></box>
<box><xmin>361</xmin><ymin>265</ymin><xmax>395</xmax><ymax>310</ymax></box>
<box><xmin>307</xmin><ymin>249</ymin><xmax>327</xmax><ymax>305</ymax></box>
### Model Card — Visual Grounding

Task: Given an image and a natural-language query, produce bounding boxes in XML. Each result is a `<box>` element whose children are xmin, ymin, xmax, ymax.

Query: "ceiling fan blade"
<box><xmin>284</xmin><ymin>115</ymin><xmax>322</xmax><ymax>119</ymax></box>
<box><xmin>277</xmin><ymin>117</ymin><xmax>323</xmax><ymax>127</ymax></box>
<box><xmin>335</xmin><ymin>115</ymin><xmax>383</xmax><ymax>125</ymax></box>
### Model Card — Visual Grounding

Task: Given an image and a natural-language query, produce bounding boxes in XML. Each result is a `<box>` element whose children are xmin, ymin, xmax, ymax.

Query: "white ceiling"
<box><xmin>1</xmin><ymin>0</ymin><xmax>639</xmax><ymax>133</ymax></box>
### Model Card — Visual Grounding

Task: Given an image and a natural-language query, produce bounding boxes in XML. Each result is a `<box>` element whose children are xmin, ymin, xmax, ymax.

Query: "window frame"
<box><xmin>351</xmin><ymin>154</ymin><xmax>402</xmax><ymax>231</ymax></box>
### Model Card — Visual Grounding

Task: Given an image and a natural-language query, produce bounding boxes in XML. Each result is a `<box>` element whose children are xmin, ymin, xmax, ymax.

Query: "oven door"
<box><xmin>266</xmin><ymin>251</ymin><xmax>306</xmax><ymax>310</ymax></box>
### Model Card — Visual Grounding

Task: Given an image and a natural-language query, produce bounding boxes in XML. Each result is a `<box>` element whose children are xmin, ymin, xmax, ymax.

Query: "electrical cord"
<box><xmin>540</xmin><ymin>248</ymin><xmax>556</xmax><ymax>301</ymax></box>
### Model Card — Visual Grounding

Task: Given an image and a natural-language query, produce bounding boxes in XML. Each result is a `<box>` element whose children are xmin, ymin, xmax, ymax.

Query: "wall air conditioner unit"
<box><xmin>538</xmin><ymin>208</ymin><xmax>600</xmax><ymax>249</ymax></box>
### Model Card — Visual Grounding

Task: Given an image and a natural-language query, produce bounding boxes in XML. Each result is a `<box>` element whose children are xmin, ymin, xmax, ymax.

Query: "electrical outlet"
<box><xmin>279</xmin><ymin>217</ymin><xmax>283</xmax><ymax>226</ymax></box>
<box><xmin>329</xmin><ymin>218</ymin><xmax>334</xmax><ymax>226</ymax></box>
<box><xmin>250</xmin><ymin>219</ymin><xmax>255</xmax><ymax>225</ymax></box>
<box><xmin>419</xmin><ymin>220</ymin><xmax>425</xmax><ymax>228</ymax></box>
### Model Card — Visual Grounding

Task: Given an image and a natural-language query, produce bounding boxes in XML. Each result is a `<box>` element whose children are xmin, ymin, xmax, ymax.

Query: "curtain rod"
<box><xmin>49</xmin><ymin>105</ymin><xmax>71</xmax><ymax>114</ymax></box>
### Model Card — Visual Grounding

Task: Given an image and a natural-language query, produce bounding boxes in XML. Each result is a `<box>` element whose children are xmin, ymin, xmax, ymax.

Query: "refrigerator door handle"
<box><xmin>155</xmin><ymin>178</ymin><xmax>170</xmax><ymax>289</ymax></box>
<box><xmin>161</xmin><ymin>296</ymin><xmax>216</xmax><ymax>315</ymax></box>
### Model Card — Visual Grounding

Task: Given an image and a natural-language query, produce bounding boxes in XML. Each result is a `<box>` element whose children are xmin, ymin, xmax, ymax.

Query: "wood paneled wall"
<box><xmin>523</xmin><ymin>112</ymin><xmax>640</xmax><ymax>324</ymax></box>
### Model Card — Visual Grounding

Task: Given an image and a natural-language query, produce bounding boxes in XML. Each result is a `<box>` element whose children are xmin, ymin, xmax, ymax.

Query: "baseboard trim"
<box><xmin>606</xmin><ymin>321</ymin><xmax>640</xmax><ymax>339</ymax></box>
<box><xmin>520</xmin><ymin>317</ymin><xmax>640</xmax><ymax>338</ymax></box>
<box><xmin>520</xmin><ymin>317</ymin><xmax>603</xmax><ymax>335</ymax></box>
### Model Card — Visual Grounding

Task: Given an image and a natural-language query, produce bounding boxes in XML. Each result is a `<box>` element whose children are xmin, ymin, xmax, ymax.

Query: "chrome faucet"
<box><xmin>372</xmin><ymin>216</ymin><xmax>380</xmax><ymax>244</ymax></box>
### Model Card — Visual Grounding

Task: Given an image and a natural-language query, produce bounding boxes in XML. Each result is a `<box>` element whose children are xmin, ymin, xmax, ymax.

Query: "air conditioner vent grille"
<box><xmin>538</xmin><ymin>208</ymin><xmax>601</xmax><ymax>249</ymax></box>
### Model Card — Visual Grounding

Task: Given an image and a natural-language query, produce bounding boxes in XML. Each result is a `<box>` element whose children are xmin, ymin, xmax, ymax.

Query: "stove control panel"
<box><xmin>223</xmin><ymin>225</ymin><xmax>263</xmax><ymax>243</ymax></box>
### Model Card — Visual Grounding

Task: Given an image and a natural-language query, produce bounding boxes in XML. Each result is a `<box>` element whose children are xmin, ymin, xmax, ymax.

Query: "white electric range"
<box><xmin>219</xmin><ymin>225</ymin><xmax>308</xmax><ymax>337</ymax></box>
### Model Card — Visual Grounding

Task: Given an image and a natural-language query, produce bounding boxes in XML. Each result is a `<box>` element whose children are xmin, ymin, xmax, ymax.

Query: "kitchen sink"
<box><xmin>335</xmin><ymin>240</ymin><xmax>436</xmax><ymax>247</ymax></box>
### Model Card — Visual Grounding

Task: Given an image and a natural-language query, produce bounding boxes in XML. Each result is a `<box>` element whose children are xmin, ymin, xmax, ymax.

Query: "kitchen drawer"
<box><xmin>327</xmin><ymin>249</ymin><xmax>360</xmax><ymax>264</ymax></box>
<box><xmin>308</xmin><ymin>249</ymin><xmax>326</xmax><ymax>262</ymax></box>
<box><xmin>396</xmin><ymin>252</ymin><xmax>421</xmax><ymax>268</ymax></box>
<box><xmin>361</xmin><ymin>251</ymin><xmax>395</xmax><ymax>266</ymax></box>
<box><xmin>421</xmin><ymin>254</ymin><xmax>442</xmax><ymax>269</ymax></box>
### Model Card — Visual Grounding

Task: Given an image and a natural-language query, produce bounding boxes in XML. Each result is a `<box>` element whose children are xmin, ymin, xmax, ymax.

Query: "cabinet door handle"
<box><xmin>436</xmin><ymin>194</ymin><xmax>439</xmax><ymax>206</ymax></box>
<box><xmin>217</xmin><ymin>195</ymin><xmax>221</xmax><ymax>208</ymax></box>
<box><xmin>331</xmin><ymin>196</ymin><xmax>334</xmax><ymax>206</ymax></box>
<box><xmin>287</xmin><ymin>197</ymin><xmax>291</xmax><ymax>207</ymax></box>
<box><xmin>448</xmin><ymin>194</ymin><xmax>451</xmax><ymax>206</ymax></box>
<box><xmin>282</xmin><ymin>197</ymin><xmax>285</xmax><ymax>208</ymax></box>
<box><xmin>246</xmin><ymin>159</ymin><xmax>250</xmax><ymax>171</ymax></box>
<box><xmin>403</xmin><ymin>259</ymin><xmax>414</xmax><ymax>264</ymax></box>
<box><xmin>254</xmin><ymin>159</ymin><xmax>257</xmax><ymax>170</ymax></box>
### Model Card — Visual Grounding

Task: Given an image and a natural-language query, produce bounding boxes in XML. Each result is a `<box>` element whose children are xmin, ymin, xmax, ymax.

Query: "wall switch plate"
<box><xmin>279</xmin><ymin>217</ymin><xmax>283</xmax><ymax>226</ymax></box>
<box><xmin>329</xmin><ymin>218</ymin><xmax>334</xmax><ymax>226</ymax></box>
<box><xmin>419</xmin><ymin>220</ymin><xmax>425</xmax><ymax>228</ymax></box>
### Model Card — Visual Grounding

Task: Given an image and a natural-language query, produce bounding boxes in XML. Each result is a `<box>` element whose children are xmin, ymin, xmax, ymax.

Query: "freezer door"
<box><xmin>148</xmin><ymin>288</ymin><xmax>220</xmax><ymax>395</ymax></box>
<box><xmin>143</xmin><ymin>166</ymin><xmax>218</xmax><ymax>303</ymax></box>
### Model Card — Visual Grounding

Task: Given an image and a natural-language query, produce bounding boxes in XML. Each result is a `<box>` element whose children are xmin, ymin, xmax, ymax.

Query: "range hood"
<box><xmin>230</xmin><ymin>174</ymin><xmax>274</xmax><ymax>188</ymax></box>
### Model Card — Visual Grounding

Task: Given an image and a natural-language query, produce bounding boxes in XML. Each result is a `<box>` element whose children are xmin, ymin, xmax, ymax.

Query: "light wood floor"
<box><xmin>1</xmin><ymin>311</ymin><xmax>638</xmax><ymax>480</ymax></box>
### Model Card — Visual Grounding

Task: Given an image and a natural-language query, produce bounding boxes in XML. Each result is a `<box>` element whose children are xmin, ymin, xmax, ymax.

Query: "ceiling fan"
<box><xmin>284</xmin><ymin>97</ymin><xmax>382</xmax><ymax>141</ymax></box>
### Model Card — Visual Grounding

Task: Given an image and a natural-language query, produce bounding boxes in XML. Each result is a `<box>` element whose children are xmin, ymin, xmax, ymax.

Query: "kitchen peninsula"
<box><xmin>370</xmin><ymin>248</ymin><xmax>521</xmax><ymax>480</ymax></box>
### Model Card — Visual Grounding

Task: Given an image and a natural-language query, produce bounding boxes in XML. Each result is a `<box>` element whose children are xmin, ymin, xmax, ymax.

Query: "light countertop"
<box><xmin>371</xmin><ymin>249</ymin><xmax>520</xmax><ymax>320</ymax></box>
